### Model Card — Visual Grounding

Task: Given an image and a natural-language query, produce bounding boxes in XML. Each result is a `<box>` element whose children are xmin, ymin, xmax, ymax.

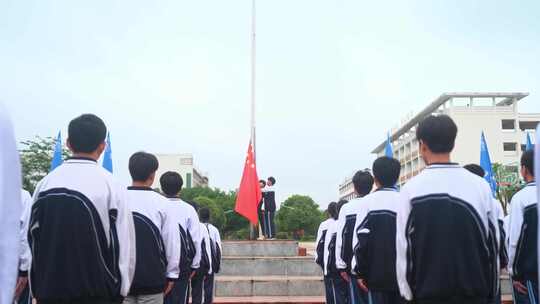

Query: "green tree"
<box><xmin>20</xmin><ymin>136</ymin><xmax>70</xmax><ymax>193</ymax></box>
<box><xmin>193</xmin><ymin>196</ymin><xmax>226</xmax><ymax>231</ymax></box>
<box><xmin>276</xmin><ymin>194</ymin><xmax>324</xmax><ymax>239</ymax></box>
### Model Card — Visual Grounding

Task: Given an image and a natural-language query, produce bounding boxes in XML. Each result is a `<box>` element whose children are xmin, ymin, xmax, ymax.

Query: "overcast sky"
<box><xmin>2</xmin><ymin>0</ymin><xmax>540</xmax><ymax>208</ymax></box>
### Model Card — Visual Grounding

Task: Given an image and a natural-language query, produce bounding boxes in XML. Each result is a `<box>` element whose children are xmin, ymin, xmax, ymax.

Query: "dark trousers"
<box><xmin>415</xmin><ymin>299</ymin><xmax>488</xmax><ymax>304</ymax></box>
<box><xmin>349</xmin><ymin>274</ymin><xmax>368</xmax><ymax>304</ymax></box>
<box><xmin>38</xmin><ymin>299</ymin><xmax>119</xmax><ymax>304</ymax></box>
<box><xmin>18</xmin><ymin>285</ymin><xmax>31</xmax><ymax>304</ymax></box>
<box><xmin>191</xmin><ymin>273</ymin><xmax>215</xmax><ymax>304</ymax></box>
<box><xmin>164</xmin><ymin>276</ymin><xmax>190</xmax><ymax>304</ymax></box>
<box><xmin>264</xmin><ymin>211</ymin><xmax>276</xmax><ymax>238</ymax></box>
<box><xmin>324</xmin><ymin>276</ymin><xmax>335</xmax><ymax>304</ymax></box>
<box><xmin>331</xmin><ymin>275</ymin><xmax>350</xmax><ymax>304</ymax></box>
<box><xmin>510</xmin><ymin>279</ymin><xmax>539</xmax><ymax>304</ymax></box>
<box><xmin>368</xmin><ymin>290</ymin><xmax>403</xmax><ymax>304</ymax></box>
<box><xmin>258</xmin><ymin>210</ymin><xmax>266</xmax><ymax>238</ymax></box>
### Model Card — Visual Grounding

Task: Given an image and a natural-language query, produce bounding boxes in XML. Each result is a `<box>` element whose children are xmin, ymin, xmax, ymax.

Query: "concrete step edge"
<box><xmin>214</xmin><ymin>296</ymin><xmax>324</xmax><ymax>303</ymax></box>
<box><xmin>216</xmin><ymin>276</ymin><xmax>323</xmax><ymax>282</ymax></box>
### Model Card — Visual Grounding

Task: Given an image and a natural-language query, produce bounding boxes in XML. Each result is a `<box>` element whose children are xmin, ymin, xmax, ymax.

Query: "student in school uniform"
<box><xmin>258</xmin><ymin>180</ymin><xmax>267</xmax><ymax>239</ymax></box>
<box><xmin>191</xmin><ymin>211</ymin><xmax>212</xmax><ymax>304</ymax></box>
<box><xmin>396</xmin><ymin>115</ymin><xmax>499</xmax><ymax>304</ymax></box>
<box><xmin>124</xmin><ymin>152</ymin><xmax>181</xmax><ymax>304</ymax></box>
<box><xmin>14</xmin><ymin>189</ymin><xmax>32</xmax><ymax>304</ymax></box>
<box><xmin>508</xmin><ymin>150</ymin><xmax>538</xmax><ymax>303</ymax></box>
<box><xmin>352</xmin><ymin>157</ymin><xmax>401</xmax><ymax>304</ymax></box>
<box><xmin>263</xmin><ymin>176</ymin><xmax>277</xmax><ymax>239</ymax></box>
<box><xmin>29</xmin><ymin>114</ymin><xmax>136</xmax><ymax>304</ymax></box>
<box><xmin>336</xmin><ymin>171</ymin><xmax>374</xmax><ymax>304</ymax></box>
<box><xmin>325</xmin><ymin>200</ymin><xmax>349</xmax><ymax>304</ymax></box>
<box><xmin>316</xmin><ymin>202</ymin><xmax>339</xmax><ymax>304</ymax></box>
<box><xmin>160</xmin><ymin>171</ymin><xmax>202</xmax><ymax>304</ymax></box>
<box><xmin>0</xmin><ymin>106</ymin><xmax>23</xmax><ymax>304</ymax></box>
<box><xmin>192</xmin><ymin>207</ymin><xmax>222</xmax><ymax>304</ymax></box>
<box><xmin>463</xmin><ymin>164</ymin><xmax>508</xmax><ymax>304</ymax></box>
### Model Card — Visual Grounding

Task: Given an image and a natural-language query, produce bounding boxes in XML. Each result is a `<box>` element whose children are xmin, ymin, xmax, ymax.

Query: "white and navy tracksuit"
<box><xmin>262</xmin><ymin>186</ymin><xmax>277</xmax><ymax>238</ymax></box>
<box><xmin>17</xmin><ymin>189</ymin><xmax>33</xmax><ymax>304</ymax></box>
<box><xmin>29</xmin><ymin>158</ymin><xmax>136</xmax><ymax>303</ymax></box>
<box><xmin>323</xmin><ymin>218</ymin><xmax>348</xmax><ymax>304</ymax></box>
<box><xmin>163</xmin><ymin>197</ymin><xmax>202</xmax><ymax>304</ymax></box>
<box><xmin>192</xmin><ymin>222</ymin><xmax>221</xmax><ymax>304</ymax></box>
<box><xmin>352</xmin><ymin>188</ymin><xmax>401</xmax><ymax>304</ymax></box>
<box><xmin>336</xmin><ymin>197</ymin><xmax>369</xmax><ymax>304</ymax></box>
<box><xmin>125</xmin><ymin>187</ymin><xmax>180</xmax><ymax>299</ymax></box>
<box><xmin>508</xmin><ymin>181</ymin><xmax>538</xmax><ymax>302</ymax></box>
<box><xmin>0</xmin><ymin>106</ymin><xmax>23</xmax><ymax>304</ymax></box>
<box><xmin>315</xmin><ymin>218</ymin><xmax>334</xmax><ymax>304</ymax></box>
<box><xmin>396</xmin><ymin>163</ymin><xmax>499</xmax><ymax>304</ymax></box>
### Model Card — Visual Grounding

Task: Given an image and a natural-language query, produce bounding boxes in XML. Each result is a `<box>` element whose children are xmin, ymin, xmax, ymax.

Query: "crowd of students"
<box><xmin>11</xmin><ymin>114</ymin><xmax>223</xmax><ymax>304</ymax></box>
<box><xmin>315</xmin><ymin>114</ymin><xmax>538</xmax><ymax>304</ymax></box>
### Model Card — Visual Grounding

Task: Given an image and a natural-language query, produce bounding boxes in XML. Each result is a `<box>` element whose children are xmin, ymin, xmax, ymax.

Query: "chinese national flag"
<box><xmin>234</xmin><ymin>141</ymin><xmax>262</xmax><ymax>225</ymax></box>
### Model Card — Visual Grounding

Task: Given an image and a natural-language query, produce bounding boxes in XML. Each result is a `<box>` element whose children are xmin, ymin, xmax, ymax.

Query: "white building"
<box><xmin>152</xmin><ymin>153</ymin><xmax>209</xmax><ymax>190</ymax></box>
<box><xmin>339</xmin><ymin>92</ymin><xmax>539</xmax><ymax>197</ymax></box>
<box><xmin>371</xmin><ymin>92</ymin><xmax>539</xmax><ymax>187</ymax></box>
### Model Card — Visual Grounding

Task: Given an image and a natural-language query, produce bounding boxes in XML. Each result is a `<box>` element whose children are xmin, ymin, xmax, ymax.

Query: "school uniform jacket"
<box><xmin>323</xmin><ymin>219</ymin><xmax>338</xmax><ymax>276</ymax></box>
<box><xmin>263</xmin><ymin>186</ymin><xmax>276</xmax><ymax>212</ymax></box>
<box><xmin>335</xmin><ymin>197</ymin><xmax>365</xmax><ymax>273</ymax></box>
<box><xmin>494</xmin><ymin>198</ymin><xmax>508</xmax><ymax>270</ymax></box>
<box><xmin>352</xmin><ymin>188</ymin><xmax>399</xmax><ymax>292</ymax></box>
<box><xmin>29</xmin><ymin>158</ymin><xmax>136</xmax><ymax>301</ymax></box>
<box><xmin>508</xmin><ymin>181</ymin><xmax>537</xmax><ymax>282</ymax></box>
<box><xmin>199</xmin><ymin>222</ymin><xmax>213</xmax><ymax>275</ymax></box>
<box><xmin>396</xmin><ymin>163</ymin><xmax>499</xmax><ymax>302</ymax></box>
<box><xmin>19</xmin><ymin>190</ymin><xmax>32</xmax><ymax>277</ymax></box>
<box><xmin>315</xmin><ymin>219</ymin><xmax>332</xmax><ymax>271</ymax></box>
<box><xmin>126</xmin><ymin>187</ymin><xmax>180</xmax><ymax>295</ymax></box>
<box><xmin>165</xmin><ymin>197</ymin><xmax>202</xmax><ymax>277</ymax></box>
<box><xmin>204</xmin><ymin>223</ymin><xmax>222</xmax><ymax>274</ymax></box>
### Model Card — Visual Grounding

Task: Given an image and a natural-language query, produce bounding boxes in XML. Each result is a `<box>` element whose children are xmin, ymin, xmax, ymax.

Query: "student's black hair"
<box><xmin>129</xmin><ymin>152</ymin><xmax>159</xmax><ymax>182</ymax></box>
<box><xmin>160</xmin><ymin>171</ymin><xmax>184</xmax><ymax>196</ymax></box>
<box><xmin>336</xmin><ymin>199</ymin><xmax>348</xmax><ymax>214</ymax></box>
<box><xmin>521</xmin><ymin>150</ymin><xmax>534</xmax><ymax>177</ymax></box>
<box><xmin>416</xmin><ymin>114</ymin><xmax>458</xmax><ymax>153</ymax></box>
<box><xmin>372</xmin><ymin>157</ymin><xmax>401</xmax><ymax>188</ymax></box>
<box><xmin>199</xmin><ymin>207</ymin><xmax>210</xmax><ymax>223</ymax></box>
<box><xmin>327</xmin><ymin>202</ymin><xmax>339</xmax><ymax>220</ymax></box>
<box><xmin>68</xmin><ymin>114</ymin><xmax>107</xmax><ymax>153</ymax></box>
<box><xmin>268</xmin><ymin>176</ymin><xmax>276</xmax><ymax>185</ymax></box>
<box><xmin>259</xmin><ymin>179</ymin><xmax>267</xmax><ymax>186</ymax></box>
<box><xmin>352</xmin><ymin>170</ymin><xmax>374</xmax><ymax>196</ymax></box>
<box><xmin>463</xmin><ymin>164</ymin><xmax>486</xmax><ymax>178</ymax></box>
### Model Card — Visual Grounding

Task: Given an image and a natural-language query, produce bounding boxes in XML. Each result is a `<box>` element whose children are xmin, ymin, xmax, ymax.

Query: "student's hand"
<box><xmin>164</xmin><ymin>281</ymin><xmax>174</xmax><ymax>296</ymax></box>
<box><xmin>189</xmin><ymin>271</ymin><xmax>197</xmax><ymax>280</ymax></box>
<box><xmin>339</xmin><ymin>271</ymin><xmax>350</xmax><ymax>283</ymax></box>
<box><xmin>357</xmin><ymin>278</ymin><xmax>369</xmax><ymax>293</ymax></box>
<box><xmin>14</xmin><ymin>276</ymin><xmax>28</xmax><ymax>300</ymax></box>
<box><xmin>513</xmin><ymin>280</ymin><xmax>528</xmax><ymax>295</ymax></box>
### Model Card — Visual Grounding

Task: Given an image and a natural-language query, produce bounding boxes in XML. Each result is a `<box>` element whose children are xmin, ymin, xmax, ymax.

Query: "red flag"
<box><xmin>234</xmin><ymin>141</ymin><xmax>262</xmax><ymax>225</ymax></box>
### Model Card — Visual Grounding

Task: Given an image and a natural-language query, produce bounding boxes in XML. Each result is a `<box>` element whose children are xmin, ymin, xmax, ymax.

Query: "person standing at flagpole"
<box><xmin>263</xmin><ymin>176</ymin><xmax>277</xmax><ymax>239</ymax></box>
<box><xmin>507</xmin><ymin>150</ymin><xmax>538</xmax><ymax>303</ymax></box>
<box><xmin>0</xmin><ymin>105</ymin><xmax>23</xmax><ymax>304</ymax></box>
<box><xmin>258</xmin><ymin>179</ymin><xmax>267</xmax><ymax>239</ymax></box>
<box><xmin>29</xmin><ymin>114</ymin><xmax>136</xmax><ymax>303</ymax></box>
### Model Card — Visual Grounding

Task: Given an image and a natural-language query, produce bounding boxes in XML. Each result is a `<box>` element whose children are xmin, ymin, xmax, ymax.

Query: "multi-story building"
<box><xmin>151</xmin><ymin>153</ymin><xmax>209</xmax><ymax>190</ymax></box>
<box><xmin>371</xmin><ymin>92</ymin><xmax>539</xmax><ymax>187</ymax></box>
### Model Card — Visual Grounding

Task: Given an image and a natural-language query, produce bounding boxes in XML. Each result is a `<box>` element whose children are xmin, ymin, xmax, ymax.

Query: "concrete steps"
<box><xmin>215</xmin><ymin>276</ymin><xmax>324</xmax><ymax>297</ymax></box>
<box><xmin>220</xmin><ymin>256</ymin><xmax>322</xmax><ymax>277</ymax></box>
<box><xmin>214</xmin><ymin>296</ymin><xmax>325</xmax><ymax>304</ymax></box>
<box><xmin>221</xmin><ymin>240</ymin><xmax>299</xmax><ymax>257</ymax></box>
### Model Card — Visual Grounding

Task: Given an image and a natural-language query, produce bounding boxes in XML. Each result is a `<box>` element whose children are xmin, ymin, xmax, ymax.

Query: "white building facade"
<box><xmin>371</xmin><ymin>92</ymin><xmax>539</xmax><ymax>187</ymax></box>
<box><xmin>152</xmin><ymin>153</ymin><xmax>209</xmax><ymax>190</ymax></box>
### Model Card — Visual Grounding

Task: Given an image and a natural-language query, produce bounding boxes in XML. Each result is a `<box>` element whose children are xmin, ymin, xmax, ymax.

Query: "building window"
<box><xmin>501</xmin><ymin>119</ymin><xmax>515</xmax><ymax>130</ymax></box>
<box><xmin>519</xmin><ymin>121</ymin><xmax>539</xmax><ymax>130</ymax></box>
<box><xmin>503</xmin><ymin>142</ymin><xmax>517</xmax><ymax>151</ymax></box>
<box><xmin>186</xmin><ymin>173</ymin><xmax>192</xmax><ymax>188</ymax></box>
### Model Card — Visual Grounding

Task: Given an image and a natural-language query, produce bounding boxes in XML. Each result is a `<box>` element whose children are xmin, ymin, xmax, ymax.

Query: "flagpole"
<box><xmin>250</xmin><ymin>0</ymin><xmax>260</xmax><ymax>241</ymax></box>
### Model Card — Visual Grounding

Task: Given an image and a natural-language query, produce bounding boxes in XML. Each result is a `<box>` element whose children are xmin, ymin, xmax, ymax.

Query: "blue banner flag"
<box><xmin>480</xmin><ymin>132</ymin><xmax>497</xmax><ymax>196</ymax></box>
<box><xmin>526</xmin><ymin>132</ymin><xmax>533</xmax><ymax>151</ymax></box>
<box><xmin>50</xmin><ymin>131</ymin><xmax>63</xmax><ymax>171</ymax></box>
<box><xmin>102</xmin><ymin>133</ymin><xmax>113</xmax><ymax>173</ymax></box>
<box><xmin>385</xmin><ymin>133</ymin><xmax>393</xmax><ymax>158</ymax></box>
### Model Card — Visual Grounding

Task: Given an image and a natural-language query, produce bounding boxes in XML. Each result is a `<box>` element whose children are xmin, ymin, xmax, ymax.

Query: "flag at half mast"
<box><xmin>234</xmin><ymin>141</ymin><xmax>262</xmax><ymax>225</ymax></box>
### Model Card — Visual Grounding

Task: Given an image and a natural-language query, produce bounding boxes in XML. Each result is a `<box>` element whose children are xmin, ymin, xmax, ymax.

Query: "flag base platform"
<box><xmin>216</xmin><ymin>241</ymin><xmax>514</xmax><ymax>303</ymax></box>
